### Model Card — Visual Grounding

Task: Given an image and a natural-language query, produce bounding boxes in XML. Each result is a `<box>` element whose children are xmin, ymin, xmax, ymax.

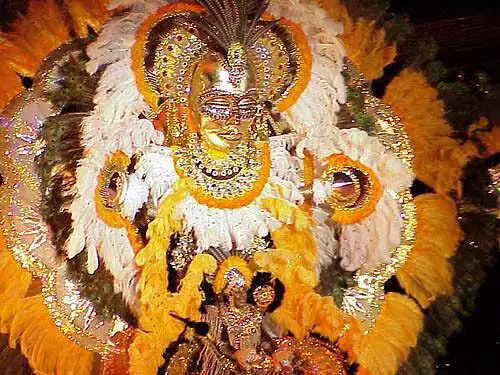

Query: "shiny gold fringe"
<box><xmin>0</xmin><ymin>232</ymin><xmax>95</xmax><ymax>375</ymax></box>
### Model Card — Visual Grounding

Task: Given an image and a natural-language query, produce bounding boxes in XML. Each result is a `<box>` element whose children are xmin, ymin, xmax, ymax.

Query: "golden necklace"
<box><xmin>173</xmin><ymin>135</ymin><xmax>270</xmax><ymax>209</ymax></box>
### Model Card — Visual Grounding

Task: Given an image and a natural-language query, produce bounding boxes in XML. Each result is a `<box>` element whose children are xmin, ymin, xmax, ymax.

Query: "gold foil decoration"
<box><xmin>340</xmin><ymin>61</ymin><xmax>417</xmax><ymax>330</ymax></box>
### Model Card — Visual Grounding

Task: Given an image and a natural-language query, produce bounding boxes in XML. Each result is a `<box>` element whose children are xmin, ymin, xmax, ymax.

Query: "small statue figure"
<box><xmin>166</xmin><ymin>257</ymin><xmax>346</xmax><ymax>375</ymax></box>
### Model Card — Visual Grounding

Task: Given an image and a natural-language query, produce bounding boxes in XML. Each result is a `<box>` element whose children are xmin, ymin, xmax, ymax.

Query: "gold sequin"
<box><xmin>340</xmin><ymin>62</ymin><xmax>417</xmax><ymax>330</ymax></box>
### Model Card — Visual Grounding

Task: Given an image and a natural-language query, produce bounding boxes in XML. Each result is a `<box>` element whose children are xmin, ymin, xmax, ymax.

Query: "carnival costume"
<box><xmin>2</xmin><ymin>0</ymin><xmax>485</xmax><ymax>374</ymax></box>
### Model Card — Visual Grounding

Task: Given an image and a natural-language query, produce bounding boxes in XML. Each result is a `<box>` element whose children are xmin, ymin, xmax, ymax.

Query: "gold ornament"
<box><xmin>173</xmin><ymin>136</ymin><xmax>271</xmax><ymax>209</ymax></box>
<box><xmin>132</xmin><ymin>1</ymin><xmax>312</xmax><ymax>146</ymax></box>
<box><xmin>322</xmin><ymin>153</ymin><xmax>382</xmax><ymax>225</ymax></box>
<box><xmin>252</xmin><ymin>285</ymin><xmax>275</xmax><ymax>309</ymax></box>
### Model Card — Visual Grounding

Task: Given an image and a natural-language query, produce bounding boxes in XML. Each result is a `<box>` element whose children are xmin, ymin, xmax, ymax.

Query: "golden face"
<box><xmin>230</xmin><ymin>287</ymin><xmax>248</xmax><ymax>308</ymax></box>
<box><xmin>190</xmin><ymin>56</ymin><xmax>259</xmax><ymax>153</ymax></box>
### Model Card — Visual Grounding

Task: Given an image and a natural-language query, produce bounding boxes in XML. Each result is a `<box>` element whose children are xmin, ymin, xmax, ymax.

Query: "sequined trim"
<box><xmin>340</xmin><ymin>61</ymin><xmax>417</xmax><ymax>330</ymax></box>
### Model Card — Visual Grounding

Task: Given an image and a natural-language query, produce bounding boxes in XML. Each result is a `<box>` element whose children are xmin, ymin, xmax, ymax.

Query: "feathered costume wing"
<box><xmin>1</xmin><ymin>0</ymin><xmax>495</xmax><ymax>374</ymax></box>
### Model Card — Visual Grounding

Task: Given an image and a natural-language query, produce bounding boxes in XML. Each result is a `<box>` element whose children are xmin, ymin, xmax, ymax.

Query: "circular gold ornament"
<box><xmin>322</xmin><ymin>154</ymin><xmax>382</xmax><ymax>225</ymax></box>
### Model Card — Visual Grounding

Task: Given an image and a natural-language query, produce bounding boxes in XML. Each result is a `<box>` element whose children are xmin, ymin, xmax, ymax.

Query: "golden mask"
<box><xmin>132</xmin><ymin>1</ymin><xmax>312</xmax><ymax>148</ymax></box>
<box><xmin>190</xmin><ymin>55</ymin><xmax>259</xmax><ymax>153</ymax></box>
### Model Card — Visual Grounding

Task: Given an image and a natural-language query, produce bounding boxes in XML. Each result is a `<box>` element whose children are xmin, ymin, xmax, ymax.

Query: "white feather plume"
<box><xmin>67</xmin><ymin>1</ymin><xmax>166</xmax><ymax>305</ymax></box>
<box><xmin>312</xmin><ymin>208</ymin><xmax>340</xmax><ymax>271</ymax></box>
<box><xmin>176</xmin><ymin>192</ymin><xmax>282</xmax><ymax>255</ymax></box>
<box><xmin>310</xmin><ymin>128</ymin><xmax>414</xmax><ymax>271</ymax></box>
<box><xmin>268</xmin><ymin>0</ymin><xmax>346</xmax><ymax>138</ymax></box>
<box><xmin>65</xmin><ymin>0</ymin><xmax>415</xmax><ymax>309</ymax></box>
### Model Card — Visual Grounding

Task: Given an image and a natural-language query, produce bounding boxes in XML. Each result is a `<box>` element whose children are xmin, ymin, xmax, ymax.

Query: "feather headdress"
<box><xmin>192</xmin><ymin>0</ymin><xmax>275</xmax><ymax>50</ymax></box>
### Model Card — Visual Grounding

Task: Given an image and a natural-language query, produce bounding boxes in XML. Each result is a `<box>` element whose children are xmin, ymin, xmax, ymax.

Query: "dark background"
<box><xmin>392</xmin><ymin>0</ymin><xmax>500</xmax><ymax>79</ymax></box>
<box><xmin>1</xmin><ymin>0</ymin><xmax>499</xmax><ymax>374</ymax></box>
<box><xmin>386</xmin><ymin>2</ymin><xmax>500</xmax><ymax>372</ymax></box>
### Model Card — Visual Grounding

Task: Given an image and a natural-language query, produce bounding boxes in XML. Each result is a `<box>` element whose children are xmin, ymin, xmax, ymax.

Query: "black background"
<box><xmin>386</xmin><ymin>2</ymin><xmax>500</xmax><ymax>371</ymax></box>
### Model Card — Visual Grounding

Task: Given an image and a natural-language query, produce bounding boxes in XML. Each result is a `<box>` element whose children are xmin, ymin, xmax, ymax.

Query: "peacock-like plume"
<box><xmin>192</xmin><ymin>0</ymin><xmax>277</xmax><ymax>51</ymax></box>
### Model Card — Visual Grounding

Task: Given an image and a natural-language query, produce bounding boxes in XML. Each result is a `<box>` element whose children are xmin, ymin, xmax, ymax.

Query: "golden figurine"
<box><xmin>165</xmin><ymin>258</ymin><xmax>347</xmax><ymax>375</ymax></box>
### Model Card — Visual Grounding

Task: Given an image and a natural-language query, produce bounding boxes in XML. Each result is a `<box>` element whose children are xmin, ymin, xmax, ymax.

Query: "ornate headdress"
<box><xmin>213</xmin><ymin>256</ymin><xmax>253</xmax><ymax>293</ymax></box>
<box><xmin>132</xmin><ymin>0</ymin><xmax>311</xmax><ymax>145</ymax></box>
